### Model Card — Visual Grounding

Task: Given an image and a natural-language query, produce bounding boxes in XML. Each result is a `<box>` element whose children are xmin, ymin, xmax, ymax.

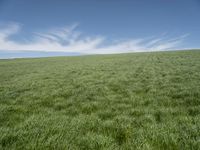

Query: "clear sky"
<box><xmin>0</xmin><ymin>0</ymin><xmax>199</xmax><ymax>58</ymax></box>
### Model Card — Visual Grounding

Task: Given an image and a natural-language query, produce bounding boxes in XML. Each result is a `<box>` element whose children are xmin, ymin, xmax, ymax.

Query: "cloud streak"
<box><xmin>0</xmin><ymin>22</ymin><xmax>188</xmax><ymax>54</ymax></box>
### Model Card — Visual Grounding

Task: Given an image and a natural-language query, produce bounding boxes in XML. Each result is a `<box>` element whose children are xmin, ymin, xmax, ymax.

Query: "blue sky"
<box><xmin>0</xmin><ymin>0</ymin><xmax>199</xmax><ymax>58</ymax></box>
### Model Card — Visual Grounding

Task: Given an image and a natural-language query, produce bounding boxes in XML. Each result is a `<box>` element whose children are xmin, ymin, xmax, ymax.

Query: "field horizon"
<box><xmin>0</xmin><ymin>50</ymin><xmax>200</xmax><ymax>149</ymax></box>
<box><xmin>1</xmin><ymin>49</ymin><xmax>200</xmax><ymax>60</ymax></box>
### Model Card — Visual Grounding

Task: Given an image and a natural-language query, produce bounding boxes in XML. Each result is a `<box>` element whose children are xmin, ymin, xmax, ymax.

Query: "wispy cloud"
<box><xmin>0</xmin><ymin>22</ymin><xmax>189</xmax><ymax>54</ymax></box>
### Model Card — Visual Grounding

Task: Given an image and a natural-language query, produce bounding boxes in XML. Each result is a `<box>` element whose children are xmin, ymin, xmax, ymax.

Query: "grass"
<box><xmin>0</xmin><ymin>50</ymin><xmax>200</xmax><ymax>149</ymax></box>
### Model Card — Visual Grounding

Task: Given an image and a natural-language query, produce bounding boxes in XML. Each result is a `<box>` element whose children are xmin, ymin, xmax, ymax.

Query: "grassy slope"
<box><xmin>0</xmin><ymin>50</ymin><xmax>200</xmax><ymax>149</ymax></box>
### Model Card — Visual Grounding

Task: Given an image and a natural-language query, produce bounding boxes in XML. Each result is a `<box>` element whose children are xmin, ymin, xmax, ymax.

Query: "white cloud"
<box><xmin>0</xmin><ymin>22</ymin><xmax>188</xmax><ymax>54</ymax></box>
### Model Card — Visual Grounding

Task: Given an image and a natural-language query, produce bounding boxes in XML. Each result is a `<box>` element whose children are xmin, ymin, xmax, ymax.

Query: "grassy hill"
<box><xmin>0</xmin><ymin>50</ymin><xmax>200</xmax><ymax>149</ymax></box>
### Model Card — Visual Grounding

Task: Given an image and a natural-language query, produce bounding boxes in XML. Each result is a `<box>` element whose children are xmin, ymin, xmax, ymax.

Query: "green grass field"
<box><xmin>0</xmin><ymin>50</ymin><xmax>200</xmax><ymax>149</ymax></box>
